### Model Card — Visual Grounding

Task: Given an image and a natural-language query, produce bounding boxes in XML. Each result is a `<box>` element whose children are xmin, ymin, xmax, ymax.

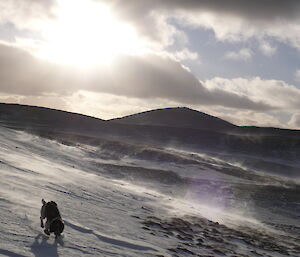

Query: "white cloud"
<box><xmin>180</xmin><ymin>11</ymin><xmax>300</xmax><ymax>50</ymax></box>
<box><xmin>288</xmin><ymin>112</ymin><xmax>300</xmax><ymax>129</ymax></box>
<box><xmin>259</xmin><ymin>40</ymin><xmax>277</xmax><ymax>56</ymax></box>
<box><xmin>219</xmin><ymin>110</ymin><xmax>284</xmax><ymax>128</ymax></box>
<box><xmin>205</xmin><ymin>77</ymin><xmax>300</xmax><ymax>110</ymax></box>
<box><xmin>64</xmin><ymin>91</ymin><xmax>182</xmax><ymax>120</ymax></box>
<box><xmin>294</xmin><ymin>69</ymin><xmax>300</xmax><ymax>82</ymax></box>
<box><xmin>224</xmin><ymin>48</ymin><xmax>253</xmax><ymax>61</ymax></box>
<box><xmin>173</xmin><ymin>48</ymin><xmax>199</xmax><ymax>61</ymax></box>
<box><xmin>0</xmin><ymin>0</ymin><xmax>56</xmax><ymax>31</ymax></box>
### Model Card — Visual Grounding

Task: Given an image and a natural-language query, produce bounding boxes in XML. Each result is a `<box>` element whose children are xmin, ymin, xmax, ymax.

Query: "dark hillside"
<box><xmin>0</xmin><ymin>103</ymin><xmax>105</xmax><ymax>130</ymax></box>
<box><xmin>1</xmin><ymin>103</ymin><xmax>300</xmax><ymax>162</ymax></box>
<box><xmin>110</xmin><ymin>107</ymin><xmax>236</xmax><ymax>132</ymax></box>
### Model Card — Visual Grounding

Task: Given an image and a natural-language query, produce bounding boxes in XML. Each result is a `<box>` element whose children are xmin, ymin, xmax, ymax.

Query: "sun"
<box><xmin>37</xmin><ymin>0</ymin><xmax>142</xmax><ymax>68</ymax></box>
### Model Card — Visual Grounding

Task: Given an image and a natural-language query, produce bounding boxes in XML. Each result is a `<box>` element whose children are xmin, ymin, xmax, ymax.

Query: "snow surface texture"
<box><xmin>0</xmin><ymin>126</ymin><xmax>299</xmax><ymax>257</ymax></box>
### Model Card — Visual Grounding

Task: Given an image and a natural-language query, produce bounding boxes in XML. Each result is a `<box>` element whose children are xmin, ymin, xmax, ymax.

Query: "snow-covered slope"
<box><xmin>0</xmin><ymin>126</ymin><xmax>299</xmax><ymax>256</ymax></box>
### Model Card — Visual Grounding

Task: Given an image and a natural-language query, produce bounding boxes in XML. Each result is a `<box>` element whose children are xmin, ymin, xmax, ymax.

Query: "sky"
<box><xmin>1</xmin><ymin>0</ymin><xmax>300</xmax><ymax>129</ymax></box>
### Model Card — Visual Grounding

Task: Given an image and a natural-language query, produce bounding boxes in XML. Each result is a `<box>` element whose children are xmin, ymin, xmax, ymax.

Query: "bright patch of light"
<box><xmin>37</xmin><ymin>0</ymin><xmax>143</xmax><ymax>67</ymax></box>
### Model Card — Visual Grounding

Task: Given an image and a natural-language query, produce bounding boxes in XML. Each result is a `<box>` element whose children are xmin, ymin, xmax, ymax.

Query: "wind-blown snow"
<box><xmin>0</xmin><ymin>126</ymin><xmax>299</xmax><ymax>256</ymax></box>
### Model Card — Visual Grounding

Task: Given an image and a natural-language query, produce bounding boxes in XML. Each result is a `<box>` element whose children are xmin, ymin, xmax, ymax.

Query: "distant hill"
<box><xmin>110</xmin><ymin>107</ymin><xmax>300</xmax><ymax>137</ymax></box>
<box><xmin>0</xmin><ymin>103</ymin><xmax>105</xmax><ymax>131</ymax></box>
<box><xmin>1</xmin><ymin>103</ymin><xmax>300</xmax><ymax>159</ymax></box>
<box><xmin>110</xmin><ymin>107</ymin><xmax>236</xmax><ymax>132</ymax></box>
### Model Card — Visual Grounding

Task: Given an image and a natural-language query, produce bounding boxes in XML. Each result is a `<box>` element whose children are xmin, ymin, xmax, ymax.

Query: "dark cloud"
<box><xmin>108</xmin><ymin>0</ymin><xmax>300</xmax><ymax>21</ymax></box>
<box><xmin>0</xmin><ymin>43</ymin><xmax>272</xmax><ymax>111</ymax></box>
<box><xmin>94</xmin><ymin>55</ymin><xmax>270</xmax><ymax>111</ymax></box>
<box><xmin>0</xmin><ymin>44</ymin><xmax>79</xmax><ymax>95</ymax></box>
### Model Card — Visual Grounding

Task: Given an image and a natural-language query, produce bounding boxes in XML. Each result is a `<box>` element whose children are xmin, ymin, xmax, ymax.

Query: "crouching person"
<box><xmin>40</xmin><ymin>199</ymin><xmax>64</xmax><ymax>237</ymax></box>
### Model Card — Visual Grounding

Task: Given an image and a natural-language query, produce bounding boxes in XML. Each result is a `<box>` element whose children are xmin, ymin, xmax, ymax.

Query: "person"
<box><xmin>40</xmin><ymin>199</ymin><xmax>64</xmax><ymax>237</ymax></box>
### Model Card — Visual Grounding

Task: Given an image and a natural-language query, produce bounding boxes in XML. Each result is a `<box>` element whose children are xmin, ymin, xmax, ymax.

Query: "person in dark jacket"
<box><xmin>40</xmin><ymin>199</ymin><xmax>64</xmax><ymax>237</ymax></box>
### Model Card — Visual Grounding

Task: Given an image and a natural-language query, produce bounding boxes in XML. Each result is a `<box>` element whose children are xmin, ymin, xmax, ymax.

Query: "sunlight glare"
<box><xmin>38</xmin><ymin>0</ymin><xmax>142</xmax><ymax>67</ymax></box>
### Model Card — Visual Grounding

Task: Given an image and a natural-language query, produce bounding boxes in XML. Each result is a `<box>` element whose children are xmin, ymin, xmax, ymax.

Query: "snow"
<box><xmin>0</xmin><ymin>126</ymin><xmax>299</xmax><ymax>256</ymax></box>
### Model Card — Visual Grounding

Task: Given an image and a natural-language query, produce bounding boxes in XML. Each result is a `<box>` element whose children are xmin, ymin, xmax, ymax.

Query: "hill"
<box><xmin>110</xmin><ymin>107</ymin><xmax>236</xmax><ymax>132</ymax></box>
<box><xmin>1</xmin><ymin>103</ymin><xmax>300</xmax><ymax>160</ymax></box>
<box><xmin>1</xmin><ymin>122</ymin><xmax>299</xmax><ymax>257</ymax></box>
<box><xmin>0</xmin><ymin>103</ymin><xmax>105</xmax><ymax>131</ymax></box>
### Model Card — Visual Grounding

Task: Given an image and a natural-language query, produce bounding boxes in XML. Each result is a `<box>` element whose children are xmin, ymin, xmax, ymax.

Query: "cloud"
<box><xmin>205</xmin><ymin>77</ymin><xmax>300</xmax><ymax>110</ymax></box>
<box><xmin>0</xmin><ymin>43</ymin><xmax>78</xmax><ymax>95</ymax></box>
<box><xmin>63</xmin><ymin>91</ymin><xmax>183</xmax><ymax>120</ymax></box>
<box><xmin>2</xmin><ymin>0</ymin><xmax>300</xmax><ymax>54</ymax></box>
<box><xmin>295</xmin><ymin>69</ymin><xmax>300</xmax><ymax>82</ymax></box>
<box><xmin>101</xmin><ymin>0</ymin><xmax>300</xmax><ymax>51</ymax></box>
<box><xmin>218</xmin><ymin>110</ymin><xmax>283</xmax><ymax>128</ymax></box>
<box><xmin>288</xmin><ymin>113</ymin><xmax>300</xmax><ymax>129</ymax></box>
<box><xmin>0</xmin><ymin>0</ymin><xmax>57</xmax><ymax>30</ymax></box>
<box><xmin>0</xmin><ymin>43</ymin><xmax>272</xmax><ymax>111</ymax></box>
<box><xmin>258</xmin><ymin>40</ymin><xmax>277</xmax><ymax>56</ymax></box>
<box><xmin>107</xmin><ymin>0</ymin><xmax>300</xmax><ymax>25</ymax></box>
<box><xmin>224</xmin><ymin>48</ymin><xmax>253</xmax><ymax>61</ymax></box>
<box><xmin>2</xmin><ymin>0</ymin><xmax>300</xmax><ymax>57</ymax></box>
<box><xmin>173</xmin><ymin>48</ymin><xmax>199</xmax><ymax>61</ymax></box>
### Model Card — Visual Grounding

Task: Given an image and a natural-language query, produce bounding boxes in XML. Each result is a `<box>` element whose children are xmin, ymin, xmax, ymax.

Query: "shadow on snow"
<box><xmin>64</xmin><ymin>220</ymin><xmax>157</xmax><ymax>253</ymax></box>
<box><xmin>30</xmin><ymin>233</ymin><xmax>64</xmax><ymax>257</ymax></box>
